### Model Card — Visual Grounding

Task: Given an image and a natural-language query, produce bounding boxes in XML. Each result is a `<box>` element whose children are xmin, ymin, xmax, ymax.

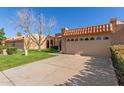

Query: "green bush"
<box><xmin>50</xmin><ymin>46</ymin><xmax>58</xmax><ymax>49</ymax></box>
<box><xmin>110</xmin><ymin>45</ymin><xmax>124</xmax><ymax>85</ymax></box>
<box><xmin>6</xmin><ymin>47</ymin><xmax>17</xmax><ymax>55</ymax></box>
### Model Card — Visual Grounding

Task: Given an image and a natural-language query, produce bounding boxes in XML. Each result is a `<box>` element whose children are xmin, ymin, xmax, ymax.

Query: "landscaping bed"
<box><xmin>41</xmin><ymin>48</ymin><xmax>58</xmax><ymax>53</ymax></box>
<box><xmin>110</xmin><ymin>45</ymin><xmax>124</xmax><ymax>85</ymax></box>
<box><xmin>0</xmin><ymin>50</ymin><xmax>55</xmax><ymax>71</ymax></box>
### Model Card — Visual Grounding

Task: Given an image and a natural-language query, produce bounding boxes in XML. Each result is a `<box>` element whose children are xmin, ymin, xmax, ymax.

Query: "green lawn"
<box><xmin>0</xmin><ymin>50</ymin><xmax>55</xmax><ymax>71</ymax></box>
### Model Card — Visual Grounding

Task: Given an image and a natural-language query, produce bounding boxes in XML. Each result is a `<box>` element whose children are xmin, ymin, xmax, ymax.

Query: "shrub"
<box><xmin>6</xmin><ymin>47</ymin><xmax>17</xmax><ymax>55</ymax></box>
<box><xmin>50</xmin><ymin>46</ymin><xmax>58</xmax><ymax>50</ymax></box>
<box><xmin>110</xmin><ymin>45</ymin><xmax>124</xmax><ymax>85</ymax></box>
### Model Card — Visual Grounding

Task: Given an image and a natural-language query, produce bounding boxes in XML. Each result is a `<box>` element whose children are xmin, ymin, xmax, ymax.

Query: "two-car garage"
<box><xmin>61</xmin><ymin>36</ymin><xmax>111</xmax><ymax>57</ymax></box>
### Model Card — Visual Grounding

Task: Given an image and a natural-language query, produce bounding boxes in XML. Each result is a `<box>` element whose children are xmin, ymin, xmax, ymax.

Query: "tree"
<box><xmin>0</xmin><ymin>28</ymin><xmax>6</xmax><ymax>45</ymax></box>
<box><xmin>17</xmin><ymin>32</ymin><xmax>22</xmax><ymax>36</ymax></box>
<box><xmin>12</xmin><ymin>9</ymin><xmax>56</xmax><ymax>54</ymax></box>
<box><xmin>12</xmin><ymin>9</ymin><xmax>56</xmax><ymax>55</ymax></box>
<box><xmin>30</xmin><ymin>14</ymin><xmax>56</xmax><ymax>51</ymax></box>
<box><xmin>12</xmin><ymin>9</ymin><xmax>34</xmax><ymax>56</ymax></box>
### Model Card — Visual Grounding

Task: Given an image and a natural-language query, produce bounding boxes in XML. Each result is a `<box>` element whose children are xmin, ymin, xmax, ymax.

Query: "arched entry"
<box><xmin>46</xmin><ymin>40</ymin><xmax>49</xmax><ymax>48</ymax></box>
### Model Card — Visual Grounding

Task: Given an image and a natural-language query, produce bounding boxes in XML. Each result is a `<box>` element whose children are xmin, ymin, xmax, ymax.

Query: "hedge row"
<box><xmin>0</xmin><ymin>45</ymin><xmax>17</xmax><ymax>55</ymax></box>
<box><xmin>110</xmin><ymin>45</ymin><xmax>124</xmax><ymax>85</ymax></box>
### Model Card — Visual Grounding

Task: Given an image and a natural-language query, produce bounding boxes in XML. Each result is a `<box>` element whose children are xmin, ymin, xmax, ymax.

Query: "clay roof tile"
<box><xmin>63</xmin><ymin>24</ymin><xmax>113</xmax><ymax>36</ymax></box>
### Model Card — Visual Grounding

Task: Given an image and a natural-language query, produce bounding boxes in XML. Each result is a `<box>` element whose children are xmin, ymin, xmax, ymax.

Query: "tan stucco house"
<box><xmin>60</xmin><ymin>18</ymin><xmax>124</xmax><ymax>57</ymax></box>
<box><xmin>3</xmin><ymin>18</ymin><xmax>124</xmax><ymax>57</ymax></box>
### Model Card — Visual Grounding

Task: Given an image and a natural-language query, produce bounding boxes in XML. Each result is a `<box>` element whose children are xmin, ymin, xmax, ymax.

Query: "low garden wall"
<box><xmin>110</xmin><ymin>45</ymin><xmax>124</xmax><ymax>85</ymax></box>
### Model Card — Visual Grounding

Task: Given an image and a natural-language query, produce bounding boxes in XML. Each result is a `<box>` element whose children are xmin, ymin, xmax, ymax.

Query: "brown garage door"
<box><xmin>65</xmin><ymin>40</ymin><xmax>111</xmax><ymax>57</ymax></box>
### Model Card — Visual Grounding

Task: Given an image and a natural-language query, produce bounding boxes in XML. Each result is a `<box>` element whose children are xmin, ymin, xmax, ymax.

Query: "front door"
<box><xmin>59</xmin><ymin>40</ymin><xmax>61</xmax><ymax>51</ymax></box>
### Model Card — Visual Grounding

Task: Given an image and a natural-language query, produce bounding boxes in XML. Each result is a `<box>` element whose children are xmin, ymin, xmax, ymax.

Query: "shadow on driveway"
<box><xmin>55</xmin><ymin>57</ymin><xmax>118</xmax><ymax>86</ymax></box>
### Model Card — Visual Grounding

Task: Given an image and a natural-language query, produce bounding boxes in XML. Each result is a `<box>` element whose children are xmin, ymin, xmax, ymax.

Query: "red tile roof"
<box><xmin>4</xmin><ymin>36</ymin><xmax>24</xmax><ymax>43</ymax></box>
<box><xmin>63</xmin><ymin>24</ymin><xmax>113</xmax><ymax>36</ymax></box>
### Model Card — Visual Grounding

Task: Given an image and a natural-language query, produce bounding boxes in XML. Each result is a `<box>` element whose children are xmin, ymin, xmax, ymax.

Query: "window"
<box><xmin>75</xmin><ymin>38</ymin><xmax>78</xmax><ymax>41</ymax></box>
<box><xmin>90</xmin><ymin>37</ymin><xmax>95</xmax><ymax>40</ymax></box>
<box><xmin>103</xmin><ymin>36</ymin><xmax>109</xmax><ymax>40</ymax></box>
<box><xmin>71</xmin><ymin>39</ymin><xmax>74</xmax><ymax>41</ymax></box>
<box><xmin>67</xmin><ymin>39</ymin><xmax>70</xmax><ymax>42</ymax></box>
<box><xmin>96</xmin><ymin>37</ymin><xmax>101</xmax><ymax>40</ymax></box>
<box><xmin>85</xmin><ymin>38</ymin><xmax>89</xmax><ymax>41</ymax></box>
<box><xmin>80</xmin><ymin>38</ymin><xmax>84</xmax><ymax>41</ymax></box>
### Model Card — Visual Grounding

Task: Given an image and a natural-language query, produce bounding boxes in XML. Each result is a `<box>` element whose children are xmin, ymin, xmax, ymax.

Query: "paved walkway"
<box><xmin>0</xmin><ymin>54</ymin><xmax>118</xmax><ymax>86</ymax></box>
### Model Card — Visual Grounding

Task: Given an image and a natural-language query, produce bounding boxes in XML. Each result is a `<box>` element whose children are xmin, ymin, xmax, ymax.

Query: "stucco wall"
<box><xmin>15</xmin><ymin>42</ymin><xmax>24</xmax><ymax>50</ymax></box>
<box><xmin>6</xmin><ymin>41</ymin><xmax>24</xmax><ymax>50</ymax></box>
<box><xmin>111</xmin><ymin>28</ymin><xmax>124</xmax><ymax>45</ymax></box>
<box><xmin>24</xmin><ymin>35</ymin><xmax>47</xmax><ymax>50</ymax></box>
<box><xmin>61</xmin><ymin>38</ymin><xmax>66</xmax><ymax>53</ymax></box>
<box><xmin>29</xmin><ymin>41</ymin><xmax>46</xmax><ymax>50</ymax></box>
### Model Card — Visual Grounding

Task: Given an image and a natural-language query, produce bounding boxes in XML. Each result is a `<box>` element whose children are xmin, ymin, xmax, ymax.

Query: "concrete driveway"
<box><xmin>0</xmin><ymin>54</ymin><xmax>118</xmax><ymax>86</ymax></box>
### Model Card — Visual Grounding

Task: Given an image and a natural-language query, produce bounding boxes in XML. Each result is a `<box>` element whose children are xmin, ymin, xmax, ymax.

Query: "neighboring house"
<box><xmin>4</xmin><ymin>36</ymin><xmax>24</xmax><ymax>49</ymax></box>
<box><xmin>4</xmin><ymin>34</ymin><xmax>62</xmax><ymax>51</ymax></box>
<box><xmin>3</xmin><ymin>18</ymin><xmax>124</xmax><ymax>57</ymax></box>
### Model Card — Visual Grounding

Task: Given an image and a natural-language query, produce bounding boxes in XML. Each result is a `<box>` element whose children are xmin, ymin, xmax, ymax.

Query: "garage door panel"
<box><xmin>66</xmin><ymin>40</ymin><xmax>111</xmax><ymax>57</ymax></box>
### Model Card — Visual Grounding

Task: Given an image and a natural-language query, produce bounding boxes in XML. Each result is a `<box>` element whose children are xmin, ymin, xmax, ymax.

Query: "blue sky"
<box><xmin>0</xmin><ymin>7</ymin><xmax>124</xmax><ymax>37</ymax></box>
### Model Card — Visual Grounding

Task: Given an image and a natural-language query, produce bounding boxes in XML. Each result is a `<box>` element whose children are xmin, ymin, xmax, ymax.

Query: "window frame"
<box><xmin>67</xmin><ymin>39</ymin><xmax>70</xmax><ymax>42</ymax></box>
<box><xmin>80</xmin><ymin>38</ymin><xmax>84</xmax><ymax>41</ymax></box>
<box><xmin>85</xmin><ymin>38</ymin><xmax>89</xmax><ymax>41</ymax></box>
<box><xmin>71</xmin><ymin>38</ymin><xmax>74</xmax><ymax>41</ymax></box>
<box><xmin>96</xmin><ymin>37</ymin><xmax>102</xmax><ymax>40</ymax></box>
<box><xmin>90</xmin><ymin>37</ymin><xmax>95</xmax><ymax>40</ymax></box>
<box><xmin>103</xmin><ymin>36</ymin><xmax>109</xmax><ymax>40</ymax></box>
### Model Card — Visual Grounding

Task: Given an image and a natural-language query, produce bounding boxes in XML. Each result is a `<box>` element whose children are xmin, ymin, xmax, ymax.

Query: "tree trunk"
<box><xmin>24</xmin><ymin>49</ymin><xmax>28</xmax><ymax>56</ymax></box>
<box><xmin>38</xmin><ymin>45</ymin><xmax>41</xmax><ymax>51</ymax></box>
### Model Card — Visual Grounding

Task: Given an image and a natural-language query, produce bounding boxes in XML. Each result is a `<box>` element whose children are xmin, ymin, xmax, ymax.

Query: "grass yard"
<box><xmin>0</xmin><ymin>50</ymin><xmax>55</xmax><ymax>71</ymax></box>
